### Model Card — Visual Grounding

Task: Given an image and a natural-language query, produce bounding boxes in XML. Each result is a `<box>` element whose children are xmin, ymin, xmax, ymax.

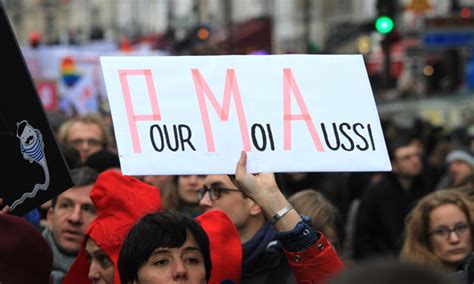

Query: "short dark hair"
<box><xmin>84</xmin><ymin>149</ymin><xmax>120</xmax><ymax>173</ymax></box>
<box><xmin>58</xmin><ymin>142</ymin><xmax>82</xmax><ymax>170</ymax></box>
<box><xmin>118</xmin><ymin>210</ymin><xmax>211</xmax><ymax>283</ymax></box>
<box><xmin>51</xmin><ymin>166</ymin><xmax>98</xmax><ymax>209</ymax></box>
<box><xmin>387</xmin><ymin>136</ymin><xmax>415</xmax><ymax>162</ymax></box>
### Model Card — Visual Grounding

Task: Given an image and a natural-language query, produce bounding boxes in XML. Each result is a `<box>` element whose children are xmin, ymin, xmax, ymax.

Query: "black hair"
<box><xmin>118</xmin><ymin>210</ymin><xmax>211</xmax><ymax>283</ymax></box>
<box><xmin>59</xmin><ymin>142</ymin><xmax>82</xmax><ymax>170</ymax></box>
<box><xmin>387</xmin><ymin>135</ymin><xmax>415</xmax><ymax>162</ymax></box>
<box><xmin>84</xmin><ymin>149</ymin><xmax>120</xmax><ymax>173</ymax></box>
<box><xmin>51</xmin><ymin>166</ymin><xmax>98</xmax><ymax>209</ymax></box>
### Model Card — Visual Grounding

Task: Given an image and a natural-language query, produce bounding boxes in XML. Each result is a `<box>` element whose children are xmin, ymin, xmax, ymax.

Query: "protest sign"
<box><xmin>101</xmin><ymin>54</ymin><xmax>391</xmax><ymax>175</ymax></box>
<box><xmin>0</xmin><ymin>3</ymin><xmax>72</xmax><ymax>216</ymax></box>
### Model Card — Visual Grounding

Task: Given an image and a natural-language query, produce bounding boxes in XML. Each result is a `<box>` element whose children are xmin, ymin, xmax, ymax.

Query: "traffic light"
<box><xmin>375</xmin><ymin>0</ymin><xmax>397</xmax><ymax>34</ymax></box>
<box><xmin>375</xmin><ymin>16</ymin><xmax>394</xmax><ymax>34</ymax></box>
<box><xmin>375</xmin><ymin>0</ymin><xmax>399</xmax><ymax>89</ymax></box>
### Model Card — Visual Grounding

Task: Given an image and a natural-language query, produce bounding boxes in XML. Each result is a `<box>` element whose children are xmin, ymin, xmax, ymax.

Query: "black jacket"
<box><xmin>241</xmin><ymin>244</ymin><xmax>296</xmax><ymax>284</ymax></box>
<box><xmin>241</xmin><ymin>222</ymin><xmax>296</xmax><ymax>284</ymax></box>
<box><xmin>353</xmin><ymin>173</ymin><xmax>433</xmax><ymax>260</ymax></box>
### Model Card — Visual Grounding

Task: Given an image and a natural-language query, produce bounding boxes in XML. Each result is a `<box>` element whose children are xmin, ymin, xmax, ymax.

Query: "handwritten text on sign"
<box><xmin>100</xmin><ymin>55</ymin><xmax>391</xmax><ymax>175</ymax></box>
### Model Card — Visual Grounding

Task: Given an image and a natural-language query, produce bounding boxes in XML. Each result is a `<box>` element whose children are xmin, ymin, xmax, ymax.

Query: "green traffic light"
<box><xmin>375</xmin><ymin>16</ymin><xmax>394</xmax><ymax>34</ymax></box>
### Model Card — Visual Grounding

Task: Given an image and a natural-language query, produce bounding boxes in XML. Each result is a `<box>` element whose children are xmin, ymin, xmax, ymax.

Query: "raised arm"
<box><xmin>235</xmin><ymin>151</ymin><xmax>301</xmax><ymax>232</ymax></box>
<box><xmin>235</xmin><ymin>151</ymin><xmax>344</xmax><ymax>284</ymax></box>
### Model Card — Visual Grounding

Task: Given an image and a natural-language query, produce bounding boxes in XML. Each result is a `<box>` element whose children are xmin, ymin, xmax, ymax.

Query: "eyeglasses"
<box><xmin>428</xmin><ymin>223</ymin><xmax>470</xmax><ymax>240</ymax></box>
<box><xmin>197</xmin><ymin>185</ymin><xmax>240</xmax><ymax>201</ymax></box>
<box><xmin>70</xmin><ymin>138</ymin><xmax>102</xmax><ymax>147</ymax></box>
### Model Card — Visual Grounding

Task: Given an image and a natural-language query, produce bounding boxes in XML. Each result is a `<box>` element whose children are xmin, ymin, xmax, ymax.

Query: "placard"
<box><xmin>101</xmin><ymin>54</ymin><xmax>391</xmax><ymax>175</ymax></box>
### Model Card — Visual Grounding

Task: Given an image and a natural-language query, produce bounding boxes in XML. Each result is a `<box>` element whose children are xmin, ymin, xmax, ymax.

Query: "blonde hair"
<box><xmin>400</xmin><ymin>189</ymin><xmax>474</xmax><ymax>267</ymax></box>
<box><xmin>289</xmin><ymin>189</ymin><xmax>343</xmax><ymax>254</ymax></box>
<box><xmin>57</xmin><ymin>114</ymin><xmax>111</xmax><ymax>149</ymax></box>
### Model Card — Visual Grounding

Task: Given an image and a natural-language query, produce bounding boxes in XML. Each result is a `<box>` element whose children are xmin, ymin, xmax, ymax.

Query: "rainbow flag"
<box><xmin>61</xmin><ymin>56</ymin><xmax>81</xmax><ymax>87</ymax></box>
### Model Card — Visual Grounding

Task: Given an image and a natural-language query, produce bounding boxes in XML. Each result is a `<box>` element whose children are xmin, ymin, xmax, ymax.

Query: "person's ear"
<box><xmin>248</xmin><ymin>199</ymin><xmax>262</xmax><ymax>216</ymax></box>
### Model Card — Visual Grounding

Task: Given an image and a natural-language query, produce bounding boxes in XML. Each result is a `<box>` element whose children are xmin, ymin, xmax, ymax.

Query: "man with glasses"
<box><xmin>57</xmin><ymin>114</ymin><xmax>112</xmax><ymax>162</ymax></box>
<box><xmin>198</xmin><ymin>175</ymin><xmax>259</xmax><ymax>244</ymax></box>
<box><xmin>198</xmin><ymin>154</ymin><xmax>344</xmax><ymax>283</ymax></box>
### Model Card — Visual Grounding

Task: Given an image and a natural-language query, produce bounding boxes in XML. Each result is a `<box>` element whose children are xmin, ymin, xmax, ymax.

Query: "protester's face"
<box><xmin>199</xmin><ymin>175</ymin><xmax>253</xmax><ymax>231</ymax></box>
<box><xmin>134</xmin><ymin>235</ymin><xmax>206</xmax><ymax>284</ymax></box>
<box><xmin>67</xmin><ymin>122</ymin><xmax>104</xmax><ymax>161</ymax></box>
<box><xmin>178</xmin><ymin>175</ymin><xmax>205</xmax><ymax>204</ymax></box>
<box><xmin>47</xmin><ymin>185</ymin><xmax>96</xmax><ymax>254</ymax></box>
<box><xmin>393</xmin><ymin>144</ymin><xmax>423</xmax><ymax>177</ymax></box>
<box><xmin>86</xmin><ymin>238</ymin><xmax>114</xmax><ymax>284</ymax></box>
<box><xmin>428</xmin><ymin>204</ymin><xmax>472</xmax><ymax>266</ymax></box>
<box><xmin>449</xmin><ymin>160</ymin><xmax>473</xmax><ymax>186</ymax></box>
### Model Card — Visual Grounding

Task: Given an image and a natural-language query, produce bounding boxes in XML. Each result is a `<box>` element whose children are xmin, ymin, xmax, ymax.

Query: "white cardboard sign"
<box><xmin>100</xmin><ymin>55</ymin><xmax>391</xmax><ymax>175</ymax></box>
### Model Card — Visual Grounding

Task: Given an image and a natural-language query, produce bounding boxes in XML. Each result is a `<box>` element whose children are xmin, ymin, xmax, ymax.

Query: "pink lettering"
<box><xmin>283</xmin><ymin>68</ymin><xmax>324</xmax><ymax>151</ymax></box>
<box><xmin>118</xmin><ymin>69</ymin><xmax>161</xmax><ymax>153</ymax></box>
<box><xmin>191</xmin><ymin>69</ymin><xmax>251</xmax><ymax>152</ymax></box>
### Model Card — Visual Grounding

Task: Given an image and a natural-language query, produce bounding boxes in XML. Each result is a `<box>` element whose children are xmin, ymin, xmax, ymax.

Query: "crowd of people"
<box><xmin>1</xmin><ymin>110</ymin><xmax>474</xmax><ymax>283</ymax></box>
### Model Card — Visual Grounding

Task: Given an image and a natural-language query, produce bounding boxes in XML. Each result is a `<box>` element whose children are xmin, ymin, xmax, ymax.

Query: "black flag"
<box><xmin>0</xmin><ymin>3</ymin><xmax>72</xmax><ymax>216</ymax></box>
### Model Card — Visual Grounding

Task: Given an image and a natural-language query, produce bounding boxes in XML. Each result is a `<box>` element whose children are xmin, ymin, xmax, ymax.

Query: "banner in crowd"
<box><xmin>0</xmin><ymin>3</ymin><xmax>73</xmax><ymax>216</ymax></box>
<box><xmin>21</xmin><ymin>41</ymin><xmax>169</xmax><ymax>115</ymax></box>
<box><xmin>101</xmin><ymin>55</ymin><xmax>391</xmax><ymax>175</ymax></box>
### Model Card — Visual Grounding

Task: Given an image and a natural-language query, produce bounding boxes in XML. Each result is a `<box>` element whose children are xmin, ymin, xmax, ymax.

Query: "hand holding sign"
<box><xmin>235</xmin><ymin>150</ymin><xmax>302</xmax><ymax>232</ymax></box>
<box><xmin>235</xmin><ymin>151</ymin><xmax>279</xmax><ymax>203</ymax></box>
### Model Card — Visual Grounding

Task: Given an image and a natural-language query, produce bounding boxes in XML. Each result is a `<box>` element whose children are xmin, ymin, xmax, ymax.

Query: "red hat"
<box><xmin>196</xmin><ymin>210</ymin><xmax>242</xmax><ymax>284</ymax></box>
<box><xmin>0</xmin><ymin>214</ymin><xmax>53</xmax><ymax>284</ymax></box>
<box><xmin>64</xmin><ymin>170</ymin><xmax>162</xmax><ymax>283</ymax></box>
